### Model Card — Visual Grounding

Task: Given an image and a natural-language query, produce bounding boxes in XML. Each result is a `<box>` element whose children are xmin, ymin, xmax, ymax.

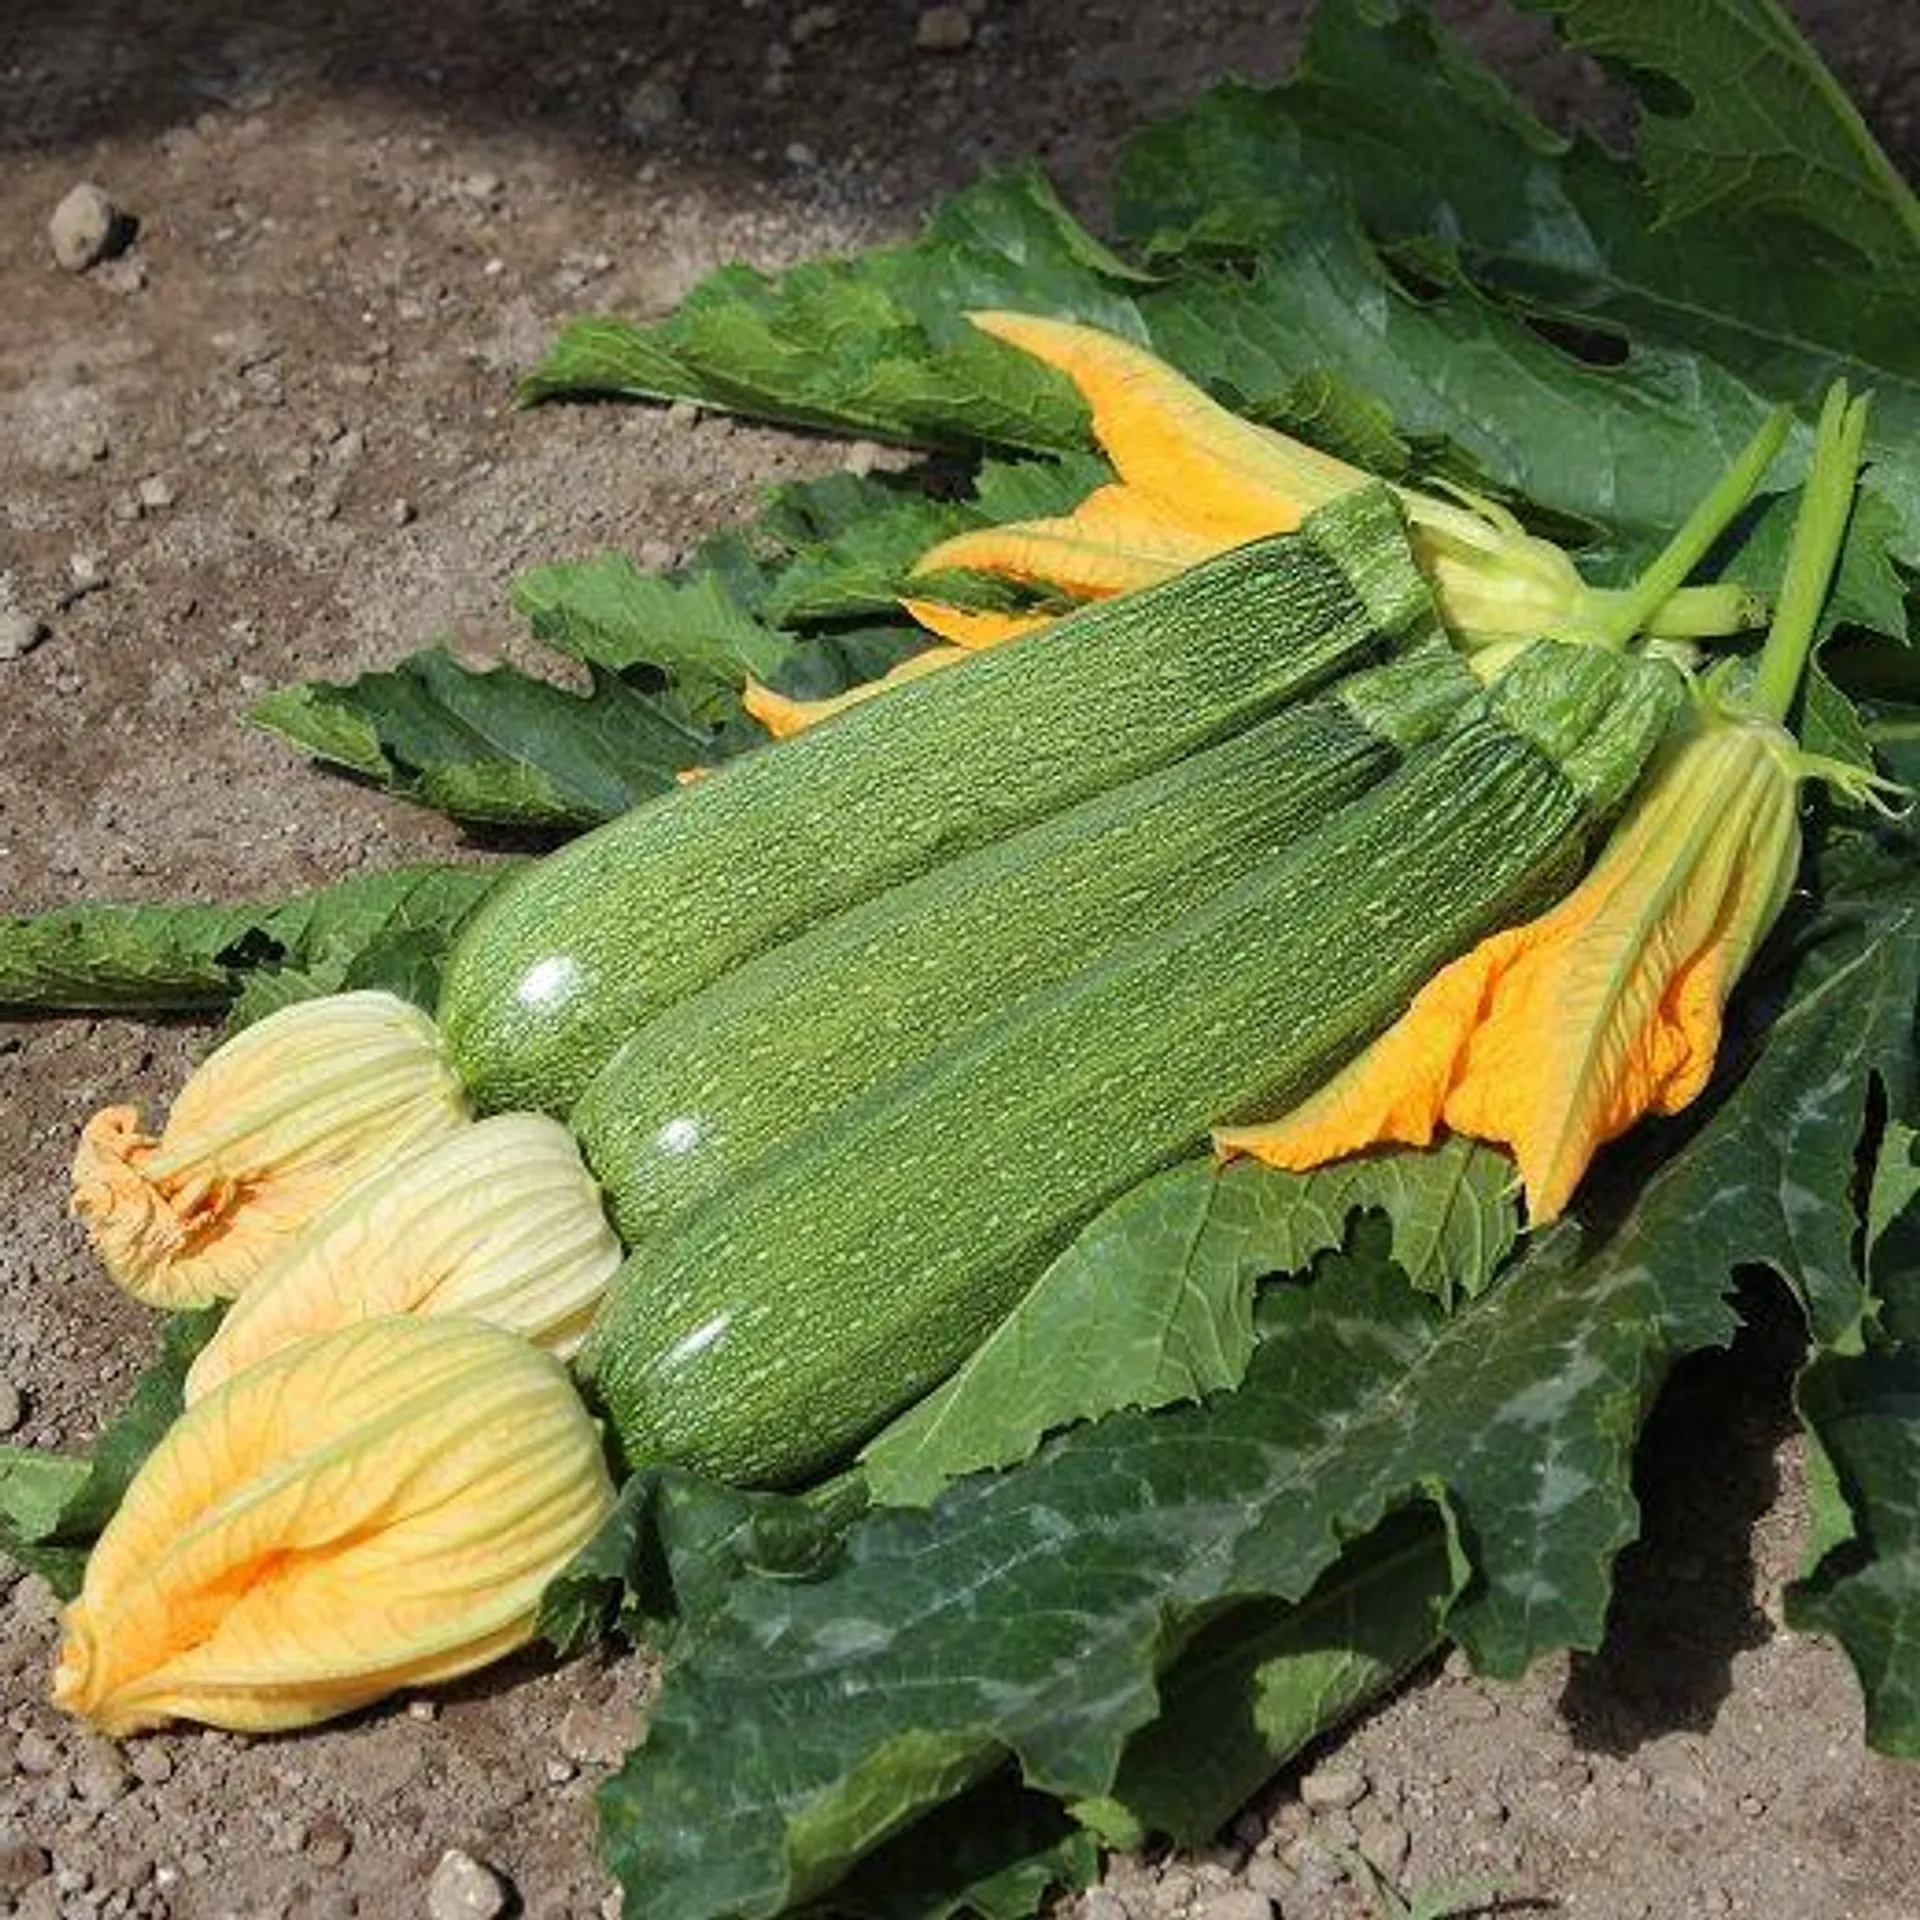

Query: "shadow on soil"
<box><xmin>7</xmin><ymin>1</ymin><xmax>1912</xmax><ymax>211</ymax></box>
<box><xmin>1558</xmin><ymin>1277</ymin><xmax>1804</xmax><ymax>1756</ymax></box>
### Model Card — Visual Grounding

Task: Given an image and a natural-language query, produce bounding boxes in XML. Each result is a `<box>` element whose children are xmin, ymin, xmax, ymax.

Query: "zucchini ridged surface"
<box><xmin>583</xmin><ymin>645</ymin><xmax>1683</xmax><ymax>1485</ymax></box>
<box><xmin>438</xmin><ymin>485</ymin><xmax>1439</xmax><ymax>1114</ymax></box>
<box><xmin>572</xmin><ymin>644</ymin><xmax>1479</xmax><ymax>1247</ymax></box>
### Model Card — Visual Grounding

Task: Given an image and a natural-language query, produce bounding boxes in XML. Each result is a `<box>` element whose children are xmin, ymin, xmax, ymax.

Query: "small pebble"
<box><xmin>73</xmin><ymin>1742</ymin><xmax>130</xmax><ymax>1808</ymax></box>
<box><xmin>16</xmin><ymin>1726</ymin><xmax>62</xmax><ymax>1775</ymax></box>
<box><xmin>129</xmin><ymin>1747</ymin><xmax>173</xmax><ymax>1787</ymax></box>
<box><xmin>915</xmin><ymin>4</ymin><xmax>974</xmax><ymax>50</ymax></box>
<box><xmin>427</xmin><ymin>1848</ymin><xmax>508</xmax><ymax>1920</ymax></box>
<box><xmin>556</xmin><ymin>1701</ymin><xmax>629</xmax><ymax>1768</ymax></box>
<box><xmin>0</xmin><ymin>616</ymin><xmax>46</xmax><ymax>664</ymax></box>
<box><xmin>1356</xmin><ymin>1816</ymin><xmax>1411</xmax><ymax>1877</ymax></box>
<box><xmin>94</xmin><ymin>256</ymin><xmax>148</xmax><ymax>296</ymax></box>
<box><xmin>406</xmin><ymin>1698</ymin><xmax>437</xmax><ymax>1722</ymax></box>
<box><xmin>305</xmin><ymin>1813</ymin><xmax>352</xmax><ymax>1868</ymax></box>
<box><xmin>620</xmin><ymin>78</ymin><xmax>686</xmax><ymax>139</ymax></box>
<box><xmin>49</xmin><ymin>183</ymin><xmax>122</xmax><ymax>272</ymax></box>
<box><xmin>1701</xmin><ymin>1890</ymin><xmax>1733</xmax><ymax>1916</ymax></box>
<box><xmin>1242</xmin><ymin>1854</ymin><xmax>1293</xmax><ymax>1902</ymax></box>
<box><xmin>389</xmin><ymin>498</ymin><xmax>416</xmax><ymax>527</ymax></box>
<box><xmin>1078</xmin><ymin>1892</ymin><xmax>1131</xmax><ymax>1920</ymax></box>
<box><xmin>1283</xmin><ymin>1839</ymin><xmax>1345</xmax><ymax>1896</ymax></box>
<box><xmin>136</xmin><ymin>475</ymin><xmax>176</xmax><ymax>512</ymax></box>
<box><xmin>0</xmin><ymin>1825</ymin><xmax>52</xmax><ymax>1894</ymax></box>
<box><xmin>790</xmin><ymin>4</ymin><xmax>839</xmax><ymax>39</ymax></box>
<box><xmin>545</xmin><ymin>1758</ymin><xmax>578</xmax><ymax>1784</ymax></box>
<box><xmin>1299</xmin><ymin>1764</ymin><xmax>1367</xmax><ymax>1812</ymax></box>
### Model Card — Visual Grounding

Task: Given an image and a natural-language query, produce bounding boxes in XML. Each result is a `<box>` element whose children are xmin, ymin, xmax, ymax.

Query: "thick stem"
<box><xmin>1638</xmin><ymin>581</ymin><xmax>1771</xmax><ymax>639</ymax></box>
<box><xmin>1592</xmin><ymin>406</ymin><xmax>1792</xmax><ymax>649</ymax></box>
<box><xmin>1751</xmin><ymin>385</ymin><xmax>1871</xmax><ymax>725</ymax></box>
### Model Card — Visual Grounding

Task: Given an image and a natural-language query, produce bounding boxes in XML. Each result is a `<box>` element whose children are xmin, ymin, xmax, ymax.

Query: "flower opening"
<box><xmin>71</xmin><ymin>991</ymin><xmax>471</xmax><ymax>1309</ymax></box>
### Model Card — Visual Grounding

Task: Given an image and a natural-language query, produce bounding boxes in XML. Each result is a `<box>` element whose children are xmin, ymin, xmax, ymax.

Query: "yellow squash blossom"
<box><xmin>71</xmin><ymin>990</ymin><xmax>471</xmax><ymax>1309</ymax></box>
<box><xmin>184</xmin><ymin>1111</ymin><xmax>622</xmax><ymax>1402</ymax></box>
<box><xmin>1217</xmin><ymin>383</ymin><xmax>1884</xmax><ymax>1224</ymax></box>
<box><xmin>752</xmin><ymin>312</ymin><xmax>1765</xmax><ymax>737</ymax></box>
<box><xmin>1216</xmin><ymin>712</ymin><xmax>1803</xmax><ymax>1222</ymax></box>
<box><xmin>54</xmin><ymin>1315</ymin><xmax>615</xmax><ymax>1736</ymax></box>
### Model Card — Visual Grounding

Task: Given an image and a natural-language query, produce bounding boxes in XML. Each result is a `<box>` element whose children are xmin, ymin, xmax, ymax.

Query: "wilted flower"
<box><xmin>72</xmin><ymin>991</ymin><xmax>471</xmax><ymax>1308</ymax></box>
<box><xmin>53</xmin><ymin>1316</ymin><xmax>615</xmax><ymax>1736</ymax></box>
<box><xmin>185</xmin><ymin>1112</ymin><xmax>623</xmax><ymax>1403</ymax></box>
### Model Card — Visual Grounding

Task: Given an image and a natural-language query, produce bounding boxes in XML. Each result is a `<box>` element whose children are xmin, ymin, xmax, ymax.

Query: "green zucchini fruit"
<box><xmin>437</xmin><ymin>484</ymin><xmax>1439</xmax><ymax>1115</ymax></box>
<box><xmin>581</xmin><ymin>641</ymin><xmax>1683</xmax><ymax>1486</ymax></box>
<box><xmin>571</xmin><ymin>641</ymin><xmax>1479</xmax><ymax>1248</ymax></box>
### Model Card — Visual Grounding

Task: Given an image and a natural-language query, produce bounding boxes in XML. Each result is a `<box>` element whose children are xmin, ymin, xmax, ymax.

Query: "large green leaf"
<box><xmin>1519</xmin><ymin>0</ymin><xmax>1920</xmax><ymax>282</ymax></box>
<box><xmin>0</xmin><ymin>862</ymin><xmax>506</xmax><ymax>1014</ymax></box>
<box><xmin>1788</xmin><ymin>1126</ymin><xmax>1920</xmax><ymax>1756</ymax></box>
<box><xmin>859</xmin><ymin>1138</ymin><xmax>1519</xmax><ymax>1508</ymax></box>
<box><xmin>519</xmin><ymin>168</ymin><xmax>1140</xmax><ymax>451</ymax></box>
<box><xmin>1240</xmin><ymin>0</ymin><xmax>1920</xmax><ymax>569</ymax></box>
<box><xmin>250</xmin><ymin>649</ymin><xmax>719</xmax><ymax>828</ymax></box>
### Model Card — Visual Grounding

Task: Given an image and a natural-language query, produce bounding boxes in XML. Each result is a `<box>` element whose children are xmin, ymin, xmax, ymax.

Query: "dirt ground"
<box><xmin>3</xmin><ymin>2</ymin><xmax>1919</xmax><ymax>1916</ymax></box>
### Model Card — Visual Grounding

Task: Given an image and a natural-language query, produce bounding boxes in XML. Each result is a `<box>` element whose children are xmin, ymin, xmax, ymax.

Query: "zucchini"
<box><xmin>438</xmin><ymin>485</ymin><xmax>1439</xmax><ymax>1115</ymax></box>
<box><xmin>572</xmin><ymin>642</ymin><xmax>1479</xmax><ymax>1248</ymax></box>
<box><xmin>581</xmin><ymin>642</ymin><xmax>1684</xmax><ymax>1485</ymax></box>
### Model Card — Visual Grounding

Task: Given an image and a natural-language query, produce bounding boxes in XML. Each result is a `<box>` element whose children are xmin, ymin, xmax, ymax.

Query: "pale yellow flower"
<box><xmin>53</xmin><ymin>1316</ymin><xmax>614</xmax><ymax>1736</ymax></box>
<box><xmin>71</xmin><ymin>992</ymin><xmax>471</xmax><ymax>1309</ymax></box>
<box><xmin>184</xmin><ymin>1112</ymin><xmax>622</xmax><ymax>1403</ymax></box>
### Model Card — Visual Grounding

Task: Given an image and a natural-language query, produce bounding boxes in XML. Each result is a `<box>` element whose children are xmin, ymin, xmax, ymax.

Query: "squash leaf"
<box><xmin>0</xmin><ymin>862</ymin><xmax>507</xmax><ymax>1015</ymax></box>
<box><xmin>1788</xmin><ymin>1125</ymin><xmax>1920</xmax><ymax>1756</ymax></box>
<box><xmin>859</xmin><ymin>1137</ymin><xmax>1520</xmax><ymax>1509</ymax></box>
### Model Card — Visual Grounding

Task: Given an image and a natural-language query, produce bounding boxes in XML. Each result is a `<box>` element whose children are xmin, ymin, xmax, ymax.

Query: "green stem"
<box><xmin>1751</xmin><ymin>384</ymin><xmax>1871</xmax><ymax>725</ymax></box>
<box><xmin>1638</xmin><ymin>581</ymin><xmax>1770</xmax><ymax>639</ymax></box>
<box><xmin>1592</xmin><ymin>405</ymin><xmax>1791</xmax><ymax>649</ymax></box>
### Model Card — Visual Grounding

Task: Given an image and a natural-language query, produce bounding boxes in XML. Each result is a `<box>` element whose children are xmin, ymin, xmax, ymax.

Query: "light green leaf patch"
<box><xmin>860</xmin><ymin>1137</ymin><xmax>1519</xmax><ymax>1509</ymax></box>
<box><xmin>0</xmin><ymin>862</ymin><xmax>507</xmax><ymax>1015</ymax></box>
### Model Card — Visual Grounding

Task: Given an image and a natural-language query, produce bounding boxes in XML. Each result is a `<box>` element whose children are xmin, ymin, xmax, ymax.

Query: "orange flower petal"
<box><xmin>1218</xmin><ymin>721</ymin><xmax>1803</xmax><ymax>1223</ymax></box>
<box><xmin>743</xmin><ymin>649</ymin><xmax>972</xmax><ymax>739</ymax></box>
<box><xmin>912</xmin><ymin>480</ymin><xmax>1224</xmax><ymax>599</ymax></box>
<box><xmin>968</xmin><ymin>311</ymin><xmax>1352</xmax><ymax>540</ymax></box>
<box><xmin>897</xmin><ymin>598</ymin><xmax>1057</xmax><ymax>650</ymax></box>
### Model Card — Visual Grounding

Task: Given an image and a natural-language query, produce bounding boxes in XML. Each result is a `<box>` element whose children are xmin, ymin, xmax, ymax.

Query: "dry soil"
<box><xmin>4</xmin><ymin>3</ymin><xmax>1919</xmax><ymax>1917</ymax></box>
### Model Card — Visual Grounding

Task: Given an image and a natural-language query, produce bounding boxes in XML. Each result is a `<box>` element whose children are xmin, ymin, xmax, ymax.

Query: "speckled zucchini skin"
<box><xmin>437</xmin><ymin>485</ymin><xmax>1438</xmax><ymax>1115</ymax></box>
<box><xmin>582</xmin><ymin>643</ymin><xmax>1684</xmax><ymax>1486</ymax></box>
<box><xmin>571</xmin><ymin>643</ymin><xmax>1478</xmax><ymax>1248</ymax></box>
